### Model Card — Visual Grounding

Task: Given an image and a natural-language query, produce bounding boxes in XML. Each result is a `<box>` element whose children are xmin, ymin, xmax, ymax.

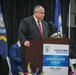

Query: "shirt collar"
<box><xmin>17</xmin><ymin>42</ymin><xmax>21</xmax><ymax>47</ymax></box>
<box><xmin>33</xmin><ymin>15</ymin><xmax>38</xmax><ymax>22</ymax></box>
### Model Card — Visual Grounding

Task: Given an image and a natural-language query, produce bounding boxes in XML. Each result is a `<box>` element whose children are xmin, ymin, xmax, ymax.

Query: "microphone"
<box><xmin>49</xmin><ymin>21</ymin><xmax>58</xmax><ymax>30</ymax></box>
<box><xmin>49</xmin><ymin>21</ymin><xmax>61</xmax><ymax>38</ymax></box>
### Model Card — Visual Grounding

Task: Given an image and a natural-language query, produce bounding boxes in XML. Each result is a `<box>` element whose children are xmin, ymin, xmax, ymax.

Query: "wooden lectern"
<box><xmin>25</xmin><ymin>38</ymin><xmax>69</xmax><ymax>72</ymax></box>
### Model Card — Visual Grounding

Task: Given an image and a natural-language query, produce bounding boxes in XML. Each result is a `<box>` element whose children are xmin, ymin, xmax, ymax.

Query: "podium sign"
<box><xmin>43</xmin><ymin>44</ymin><xmax>69</xmax><ymax>75</ymax></box>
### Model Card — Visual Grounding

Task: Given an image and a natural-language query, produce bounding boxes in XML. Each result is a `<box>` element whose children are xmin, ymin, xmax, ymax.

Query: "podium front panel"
<box><xmin>25</xmin><ymin>38</ymin><xmax>69</xmax><ymax>74</ymax></box>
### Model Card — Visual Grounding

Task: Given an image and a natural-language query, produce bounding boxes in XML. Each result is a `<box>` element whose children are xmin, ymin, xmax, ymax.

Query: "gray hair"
<box><xmin>33</xmin><ymin>5</ymin><xmax>43</xmax><ymax>13</ymax></box>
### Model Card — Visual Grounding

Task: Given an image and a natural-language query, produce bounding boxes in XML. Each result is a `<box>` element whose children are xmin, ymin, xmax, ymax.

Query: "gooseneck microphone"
<box><xmin>49</xmin><ymin>21</ymin><xmax>61</xmax><ymax>38</ymax></box>
<box><xmin>49</xmin><ymin>21</ymin><xmax>58</xmax><ymax>30</ymax></box>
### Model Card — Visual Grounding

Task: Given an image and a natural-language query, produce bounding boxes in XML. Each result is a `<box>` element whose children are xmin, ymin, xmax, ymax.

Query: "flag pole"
<box><xmin>6</xmin><ymin>57</ymin><xmax>13</xmax><ymax>75</ymax></box>
<box><xmin>68</xmin><ymin>1</ymin><xmax>74</xmax><ymax>74</ymax></box>
<box><xmin>68</xmin><ymin>0</ymin><xmax>71</xmax><ymax>39</ymax></box>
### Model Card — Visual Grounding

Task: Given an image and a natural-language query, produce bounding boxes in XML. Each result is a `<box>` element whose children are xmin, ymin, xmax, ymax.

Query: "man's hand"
<box><xmin>24</xmin><ymin>41</ymin><xmax>30</xmax><ymax>47</ymax></box>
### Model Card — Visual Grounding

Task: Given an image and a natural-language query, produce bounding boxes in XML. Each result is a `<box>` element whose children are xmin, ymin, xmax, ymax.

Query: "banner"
<box><xmin>42</xmin><ymin>44</ymin><xmax>69</xmax><ymax>75</ymax></box>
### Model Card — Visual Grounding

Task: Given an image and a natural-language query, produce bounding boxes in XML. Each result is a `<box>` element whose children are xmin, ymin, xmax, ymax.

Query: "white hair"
<box><xmin>33</xmin><ymin>5</ymin><xmax>44</xmax><ymax>13</ymax></box>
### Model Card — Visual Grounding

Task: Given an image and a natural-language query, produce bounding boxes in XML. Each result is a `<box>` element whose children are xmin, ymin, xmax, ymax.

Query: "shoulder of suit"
<box><xmin>10</xmin><ymin>43</ymin><xmax>18</xmax><ymax>48</ymax></box>
<box><xmin>20</xmin><ymin>16</ymin><xmax>33</xmax><ymax>24</ymax></box>
<box><xmin>23</xmin><ymin>16</ymin><xmax>33</xmax><ymax>21</ymax></box>
<box><xmin>42</xmin><ymin>20</ymin><xmax>48</xmax><ymax>25</ymax></box>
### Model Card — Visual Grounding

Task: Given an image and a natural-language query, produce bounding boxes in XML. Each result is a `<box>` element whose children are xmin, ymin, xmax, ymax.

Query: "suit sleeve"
<box><xmin>9</xmin><ymin>47</ymin><xmax>22</xmax><ymax>64</ymax></box>
<box><xmin>18</xmin><ymin>19</ymin><xmax>28</xmax><ymax>45</ymax></box>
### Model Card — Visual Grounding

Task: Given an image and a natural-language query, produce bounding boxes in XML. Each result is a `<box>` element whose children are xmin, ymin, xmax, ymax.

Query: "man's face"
<box><xmin>36</xmin><ymin>7</ymin><xmax>45</xmax><ymax>20</ymax></box>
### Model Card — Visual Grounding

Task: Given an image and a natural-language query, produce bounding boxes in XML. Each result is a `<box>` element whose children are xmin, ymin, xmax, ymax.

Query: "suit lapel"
<box><xmin>16</xmin><ymin>43</ymin><xmax>20</xmax><ymax>56</ymax></box>
<box><xmin>41</xmin><ymin>20</ymin><xmax>46</xmax><ymax>37</ymax></box>
<box><xmin>31</xmin><ymin>17</ymin><xmax>43</xmax><ymax>36</ymax></box>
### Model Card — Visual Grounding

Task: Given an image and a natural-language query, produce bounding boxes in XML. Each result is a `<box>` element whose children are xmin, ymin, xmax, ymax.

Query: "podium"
<box><xmin>25</xmin><ymin>38</ymin><xmax>69</xmax><ymax>74</ymax></box>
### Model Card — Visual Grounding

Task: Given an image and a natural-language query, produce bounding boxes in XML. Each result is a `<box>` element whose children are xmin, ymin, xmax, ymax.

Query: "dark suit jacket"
<box><xmin>9</xmin><ymin>43</ymin><xmax>23</xmax><ymax>75</ymax></box>
<box><xmin>18</xmin><ymin>16</ymin><xmax>50</xmax><ymax>58</ymax></box>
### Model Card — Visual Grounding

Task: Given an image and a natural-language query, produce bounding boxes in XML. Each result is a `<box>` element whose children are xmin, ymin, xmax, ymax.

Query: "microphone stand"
<box><xmin>51</xmin><ymin>26</ymin><xmax>61</xmax><ymax>38</ymax></box>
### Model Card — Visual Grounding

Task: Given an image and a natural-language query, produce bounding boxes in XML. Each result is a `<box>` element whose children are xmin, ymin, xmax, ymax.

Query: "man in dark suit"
<box><xmin>18</xmin><ymin>5</ymin><xmax>50</xmax><ymax>71</ymax></box>
<box><xmin>9</xmin><ymin>40</ymin><xmax>24</xmax><ymax>75</ymax></box>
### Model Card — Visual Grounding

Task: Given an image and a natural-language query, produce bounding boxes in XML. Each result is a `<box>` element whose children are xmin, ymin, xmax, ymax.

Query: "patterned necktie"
<box><xmin>37</xmin><ymin>21</ymin><xmax>44</xmax><ymax>37</ymax></box>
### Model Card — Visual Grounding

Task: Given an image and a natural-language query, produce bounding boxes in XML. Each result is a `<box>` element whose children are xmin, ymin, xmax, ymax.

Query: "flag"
<box><xmin>0</xmin><ymin>4</ymin><xmax>8</xmax><ymax>59</ymax></box>
<box><xmin>54</xmin><ymin>0</ymin><xmax>63</xmax><ymax>37</ymax></box>
<box><xmin>0</xmin><ymin>4</ymin><xmax>9</xmax><ymax>75</ymax></box>
<box><xmin>0</xmin><ymin>4</ymin><xmax>14</xmax><ymax>75</ymax></box>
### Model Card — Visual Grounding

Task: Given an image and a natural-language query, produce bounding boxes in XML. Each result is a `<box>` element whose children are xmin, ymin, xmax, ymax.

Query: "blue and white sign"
<box><xmin>42</xmin><ymin>44</ymin><xmax>69</xmax><ymax>75</ymax></box>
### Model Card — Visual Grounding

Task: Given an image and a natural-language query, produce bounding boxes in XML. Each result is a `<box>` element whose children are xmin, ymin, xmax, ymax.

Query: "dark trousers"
<box><xmin>21</xmin><ymin>58</ymin><xmax>26</xmax><ymax>72</ymax></box>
